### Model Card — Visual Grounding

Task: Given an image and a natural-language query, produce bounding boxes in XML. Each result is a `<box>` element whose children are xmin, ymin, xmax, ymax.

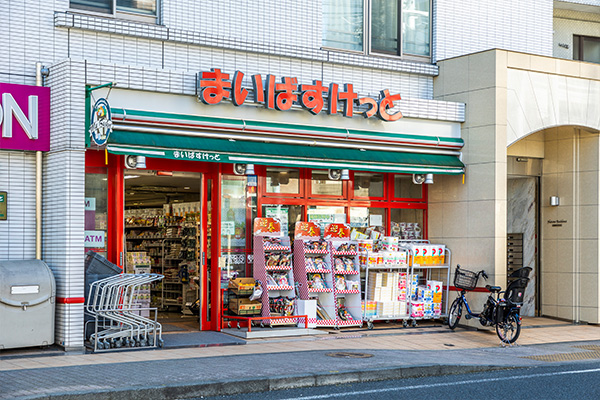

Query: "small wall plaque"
<box><xmin>0</xmin><ymin>192</ymin><xmax>6</xmax><ymax>220</ymax></box>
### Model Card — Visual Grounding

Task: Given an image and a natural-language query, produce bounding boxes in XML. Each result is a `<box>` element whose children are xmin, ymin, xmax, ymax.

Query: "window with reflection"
<box><xmin>394</xmin><ymin>174</ymin><xmax>423</xmax><ymax>199</ymax></box>
<box><xmin>266</xmin><ymin>168</ymin><xmax>300</xmax><ymax>194</ymax></box>
<box><xmin>85</xmin><ymin>168</ymin><xmax>108</xmax><ymax>258</ymax></box>
<box><xmin>390</xmin><ymin>208</ymin><xmax>424</xmax><ymax>239</ymax></box>
<box><xmin>311</xmin><ymin>170</ymin><xmax>343</xmax><ymax>196</ymax></box>
<box><xmin>262</xmin><ymin>204</ymin><xmax>303</xmax><ymax>241</ymax></box>
<box><xmin>353</xmin><ymin>172</ymin><xmax>384</xmax><ymax>198</ymax></box>
<box><xmin>350</xmin><ymin>207</ymin><xmax>386</xmax><ymax>236</ymax></box>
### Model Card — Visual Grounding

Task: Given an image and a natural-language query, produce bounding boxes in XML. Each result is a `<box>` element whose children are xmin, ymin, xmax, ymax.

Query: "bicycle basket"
<box><xmin>454</xmin><ymin>268</ymin><xmax>479</xmax><ymax>290</ymax></box>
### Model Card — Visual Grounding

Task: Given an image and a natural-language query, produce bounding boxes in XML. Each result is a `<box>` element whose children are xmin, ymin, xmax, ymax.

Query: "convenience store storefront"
<box><xmin>84</xmin><ymin>72</ymin><xmax>465</xmax><ymax>331</ymax></box>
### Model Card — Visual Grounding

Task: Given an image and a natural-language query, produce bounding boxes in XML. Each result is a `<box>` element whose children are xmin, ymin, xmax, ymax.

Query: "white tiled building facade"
<box><xmin>1</xmin><ymin>0</ymin><xmax>599</xmax><ymax>349</ymax></box>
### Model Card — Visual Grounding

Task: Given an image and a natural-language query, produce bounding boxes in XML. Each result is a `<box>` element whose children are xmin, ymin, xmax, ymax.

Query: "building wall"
<box><xmin>505</xmin><ymin>53</ymin><xmax>600</xmax><ymax>146</ymax></box>
<box><xmin>553</xmin><ymin>8</ymin><xmax>600</xmax><ymax>61</ymax></box>
<box><xmin>434</xmin><ymin>0</ymin><xmax>554</xmax><ymax>62</ymax></box>
<box><xmin>438</xmin><ymin>49</ymin><xmax>600</xmax><ymax>324</ymax></box>
<box><xmin>42</xmin><ymin>59</ymin><xmax>86</xmax><ymax>350</ymax></box>
<box><xmin>541</xmin><ymin>126</ymin><xmax>600</xmax><ymax>323</ymax></box>
<box><xmin>431</xmin><ymin>50</ymin><xmax>509</xmax><ymax>321</ymax></box>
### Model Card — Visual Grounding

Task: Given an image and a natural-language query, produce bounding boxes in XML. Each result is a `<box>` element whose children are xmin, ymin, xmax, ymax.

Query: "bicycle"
<box><xmin>447</xmin><ymin>265</ymin><xmax>530</xmax><ymax>344</ymax></box>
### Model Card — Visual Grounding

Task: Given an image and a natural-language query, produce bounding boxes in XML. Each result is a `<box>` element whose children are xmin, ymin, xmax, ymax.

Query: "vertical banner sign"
<box><xmin>0</xmin><ymin>191</ymin><xmax>6</xmax><ymax>220</ymax></box>
<box><xmin>89</xmin><ymin>98</ymin><xmax>113</xmax><ymax>146</ymax></box>
<box><xmin>0</xmin><ymin>83</ymin><xmax>50</xmax><ymax>151</ymax></box>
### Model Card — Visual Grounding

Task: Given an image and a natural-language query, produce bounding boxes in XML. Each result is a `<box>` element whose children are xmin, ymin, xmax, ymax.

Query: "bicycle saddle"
<box><xmin>485</xmin><ymin>285</ymin><xmax>502</xmax><ymax>293</ymax></box>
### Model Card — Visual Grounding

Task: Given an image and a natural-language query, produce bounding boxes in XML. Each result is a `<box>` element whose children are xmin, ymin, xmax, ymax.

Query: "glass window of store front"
<box><xmin>85</xmin><ymin>167</ymin><xmax>109</xmax><ymax>258</ymax></box>
<box><xmin>258</xmin><ymin>167</ymin><xmax>427</xmax><ymax>240</ymax></box>
<box><xmin>322</xmin><ymin>0</ymin><xmax>431</xmax><ymax>58</ymax></box>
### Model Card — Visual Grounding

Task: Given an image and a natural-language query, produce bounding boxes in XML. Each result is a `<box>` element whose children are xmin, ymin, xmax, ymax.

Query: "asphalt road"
<box><xmin>206</xmin><ymin>361</ymin><xmax>600</xmax><ymax>400</ymax></box>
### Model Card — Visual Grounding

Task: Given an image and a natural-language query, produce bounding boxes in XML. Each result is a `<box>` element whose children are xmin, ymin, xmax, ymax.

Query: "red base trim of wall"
<box><xmin>447</xmin><ymin>286</ymin><xmax>491</xmax><ymax>293</ymax></box>
<box><xmin>56</xmin><ymin>297</ymin><xmax>86</xmax><ymax>304</ymax></box>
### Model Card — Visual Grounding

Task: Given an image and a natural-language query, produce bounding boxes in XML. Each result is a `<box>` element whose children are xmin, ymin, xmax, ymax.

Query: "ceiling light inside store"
<box><xmin>184</xmin><ymin>186</ymin><xmax>191</xmax><ymax>190</ymax></box>
<box><xmin>124</xmin><ymin>175</ymin><xmax>140</xmax><ymax>180</ymax></box>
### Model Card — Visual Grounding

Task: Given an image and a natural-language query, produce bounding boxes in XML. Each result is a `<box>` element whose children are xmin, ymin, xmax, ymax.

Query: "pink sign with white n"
<box><xmin>0</xmin><ymin>82</ymin><xmax>50</xmax><ymax>151</ymax></box>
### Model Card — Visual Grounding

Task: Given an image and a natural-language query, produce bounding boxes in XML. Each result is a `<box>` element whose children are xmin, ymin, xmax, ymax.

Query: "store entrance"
<box><xmin>124</xmin><ymin>169</ymin><xmax>212</xmax><ymax>331</ymax></box>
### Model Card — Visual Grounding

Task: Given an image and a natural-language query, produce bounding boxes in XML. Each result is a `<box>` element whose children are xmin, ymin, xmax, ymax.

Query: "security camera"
<box><xmin>328</xmin><ymin>169</ymin><xmax>342</xmax><ymax>180</ymax></box>
<box><xmin>412</xmin><ymin>174</ymin><xmax>425</xmax><ymax>184</ymax></box>
<box><xmin>124</xmin><ymin>155</ymin><xmax>146</xmax><ymax>169</ymax></box>
<box><xmin>233</xmin><ymin>163</ymin><xmax>247</xmax><ymax>175</ymax></box>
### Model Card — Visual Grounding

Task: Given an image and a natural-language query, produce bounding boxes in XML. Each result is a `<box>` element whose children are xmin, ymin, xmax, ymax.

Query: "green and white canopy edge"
<box><xmin>105</xmin><ymin>108</ymin><xmax>465</xmax><ymax>175</ymax></box>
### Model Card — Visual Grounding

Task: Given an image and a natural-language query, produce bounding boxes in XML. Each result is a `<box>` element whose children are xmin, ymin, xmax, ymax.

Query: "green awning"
<box><xmin>107</xmin><ymin>131</ymin><xmax>464</xmax><ymax>175</ymax></box>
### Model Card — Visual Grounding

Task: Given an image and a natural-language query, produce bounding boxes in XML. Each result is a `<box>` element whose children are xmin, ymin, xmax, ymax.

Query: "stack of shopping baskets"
<box><xmin>85</xmin><ymin>273</ymin><xmax>164</xmax><ymax>351</ymax></box>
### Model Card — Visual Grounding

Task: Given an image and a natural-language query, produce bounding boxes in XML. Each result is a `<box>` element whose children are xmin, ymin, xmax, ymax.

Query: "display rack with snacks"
<box><xmin>325</xmin><ymin>223</ymin><xmax>362</xmax><ymax>328</ymax></box>
<box><xmin>293</xmin><ymin>221</ymin><xmax>337</xmax><ymax>328</ymax></box>
<box><xmin>252</xmin><ymin>218</ymin><xmax>298</xmax><ymax>327</ymax></box>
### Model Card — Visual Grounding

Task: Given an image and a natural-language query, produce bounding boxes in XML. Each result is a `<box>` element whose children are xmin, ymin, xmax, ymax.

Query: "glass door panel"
<box><xmin>220</xmin><ymin>176</ymin><xmax>249</xmax><ymax>283</ymax></box>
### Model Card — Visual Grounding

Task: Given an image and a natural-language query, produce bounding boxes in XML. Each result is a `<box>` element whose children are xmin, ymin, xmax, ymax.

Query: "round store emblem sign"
<box><xmin>89</xmin><ymin>98</ymin><xmax>113</xmax><ymax>146</ymax></box>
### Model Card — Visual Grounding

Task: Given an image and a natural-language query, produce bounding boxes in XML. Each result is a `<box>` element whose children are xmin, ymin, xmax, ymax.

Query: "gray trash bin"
<box><xmin>0</xmin><ymin>260</ymin><xmax>56</xmax><ymax>350</ymax></box>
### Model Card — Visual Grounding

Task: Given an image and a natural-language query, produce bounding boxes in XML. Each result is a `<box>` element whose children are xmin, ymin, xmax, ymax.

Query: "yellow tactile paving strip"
<box><xmin>0</xmin><ymin>318</ymin><xmax>598</xmax><ymax>372</ymax></box>
<box><xmin>522</xmin><ymin>350</ymin><xmax>600</xmax><ymax>362</ymax></box>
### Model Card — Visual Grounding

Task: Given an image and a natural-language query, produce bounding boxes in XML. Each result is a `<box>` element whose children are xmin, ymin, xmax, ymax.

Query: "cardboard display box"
<box><xmin>228</xmin><ymin>277</ymin><xmax>256</xmax><ymax>295</ymax></box>
<box><xmin>229</xmin><ymin>298</ymin><xmax>262</xmax><ymax>315</ymax></box>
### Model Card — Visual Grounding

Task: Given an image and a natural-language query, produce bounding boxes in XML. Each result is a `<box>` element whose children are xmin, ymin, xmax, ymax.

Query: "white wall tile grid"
<box><xmin>0</xmin><ymin>152</ymin><xmax>37</xmax><ymax>260</ymax></box>
<box><xmin>53</xmin><ymin>11</ymin><xmax>439</xmax><ymax>77</ymax></box>
<box><xmin>434</xmin><ymin>0</ymin><xmax>555</xmax><ymax>62</ymax></box>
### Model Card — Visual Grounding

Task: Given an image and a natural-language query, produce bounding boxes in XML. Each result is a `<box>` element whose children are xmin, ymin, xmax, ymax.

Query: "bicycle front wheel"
<box><xmin>496</xmin><ymin>313</ymin><xmax>521</xmax><ymax>343</ymax></box>
<box><xmin>447</xmin><ymin>298</ymin><xmax>462</xmax><ymax>330</ymax></box>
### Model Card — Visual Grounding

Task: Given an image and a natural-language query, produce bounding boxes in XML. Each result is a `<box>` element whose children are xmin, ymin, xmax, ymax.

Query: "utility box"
<box><xmin>0</xmin><ymin>260</ymin><xmax>56</xmax><ymax>349</ymax></box>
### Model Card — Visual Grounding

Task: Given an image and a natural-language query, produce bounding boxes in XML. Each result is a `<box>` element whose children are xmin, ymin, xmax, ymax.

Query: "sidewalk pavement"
<box><xmin>1</xmin><ymin>317</ymin><xmax>600</xmax><ymax>399</ymax></box>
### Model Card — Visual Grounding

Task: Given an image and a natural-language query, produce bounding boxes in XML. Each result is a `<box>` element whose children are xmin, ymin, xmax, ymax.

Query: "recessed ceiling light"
<box><xmin>184</xmin><ymin>186</ymin><xmax>191</xmax><ymax>190</ymax></box>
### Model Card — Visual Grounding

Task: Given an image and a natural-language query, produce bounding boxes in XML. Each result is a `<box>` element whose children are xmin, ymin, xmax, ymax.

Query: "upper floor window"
<box><xmin>574</xmin><ymin>35</ymin><xmax>600</xmax><ymax>64</ymax></box>
<box><xmin>322</xmin><ymin>0</ymin><xmax>430</xmax><ymax>59</ymax></box>
<box><xmin>70</xmin><ymin>0</ymin><xmax>157</xmax><ymax>20</ymax></box>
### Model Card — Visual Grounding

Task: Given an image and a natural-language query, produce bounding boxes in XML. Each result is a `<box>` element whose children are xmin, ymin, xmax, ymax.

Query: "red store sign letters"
<box><xmin>198</xmin><ymin>69</ymin><xmax>403</xmax><ymax>122</ymax></box>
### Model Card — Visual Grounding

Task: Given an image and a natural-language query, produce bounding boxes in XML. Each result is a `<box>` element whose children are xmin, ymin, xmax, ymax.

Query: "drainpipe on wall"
<box><xmin>35</xmin><ymin>62</ymin><xmax>46</xmax><ymax>260</ymax></box>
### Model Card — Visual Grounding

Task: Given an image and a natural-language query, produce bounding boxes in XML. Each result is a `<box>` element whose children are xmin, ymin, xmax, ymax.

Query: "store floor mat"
<box><xmin>223</xmin><ymin>327</ymin><xmax>324</xmax><ymax>339</ymax></box>
<box><xmin>162</xmin><ymin>331</ymin><xmax>246</xmax><ymax>348</ymax></box>
<box><xmin>161</xmin><ymin>323</ymin><xmax>189</xmax><ymax>332</ymax></box>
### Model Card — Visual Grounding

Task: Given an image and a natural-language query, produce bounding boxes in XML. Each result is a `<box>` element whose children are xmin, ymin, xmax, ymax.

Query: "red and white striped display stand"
<box><xmin>252</xmin><ymin>218</ymin><xmax>298</xmax><ymax>327</ymax></box>
<box><xmin>293</xmin><ymin>222</ymin><xmax>337</xmax><ymax>328</ymax></box>
<box><xmin>326</xmin><ymin>224</ymin><xmax>363</xmax><ymax>328</ymax></box>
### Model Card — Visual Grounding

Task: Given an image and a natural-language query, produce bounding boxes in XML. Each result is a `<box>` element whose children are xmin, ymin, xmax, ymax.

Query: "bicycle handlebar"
<box><xmin>455</xmin><ymin>264</ymin><xmax>489</xmax><ymax>280</ymax></box>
